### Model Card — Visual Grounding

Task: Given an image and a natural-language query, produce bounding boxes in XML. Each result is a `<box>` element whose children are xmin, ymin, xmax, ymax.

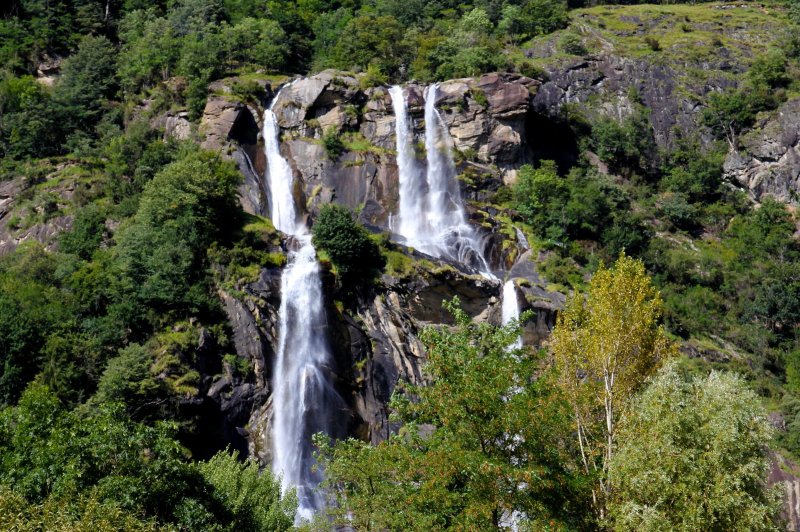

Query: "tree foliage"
<box><xmin>318</xmin><ymin>299</ymin><xmax>587</xmax><ymax>530</ymax></box>
<box><xmin>551</xmin><ymin>254</ymin><xmax>677</xmax><ymax>520</ymax></box>
<box><xmin>311</xmin><ymin>204</ymin><xmax>384</xmax><ymax>288</ymax></box>
<box><xmin>199</xmin><ymin>449</ymin><xmax>296</xmax><ymax>531</ymax></box>
<box><xmin>0</xmin><ymin>382</ymin><xmax>295</xmax><ymax>530</ymax></box>
<box><xmin>608</xmin><ymin>363</ymin><xmax>781</xmax><ymax>531</ymax></box>
<box><xmin>113</xmin><ymin>150</ymin><xmax>241</xmax><ymax>333</ymax></box>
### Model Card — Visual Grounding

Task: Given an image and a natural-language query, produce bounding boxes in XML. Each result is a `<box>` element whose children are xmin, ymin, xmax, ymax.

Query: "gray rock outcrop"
<box><xmin>724</xmin><ymin>98</ymin><xmax>800</xmax><ymax>205</ymax></box>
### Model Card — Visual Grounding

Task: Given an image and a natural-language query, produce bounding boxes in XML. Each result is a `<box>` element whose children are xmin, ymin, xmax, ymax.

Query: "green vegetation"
<box><xmin>1</xmin><ymin>0</ymin><xmax>799</xmax><ymax>528</ymax></box>
<box><xmin>608</xmin><ymin>363</ymin><xmax>781</xmax><ymax>531</ymax></box>
<box><xmin>321</xmin><ymin>258</ymin><xmax>782</xmax><ymax>529</ymax></box>
<box><xmin>0</xmin><ymin>383</ymin><xmax>295</xmax><ymax>530</ymax></box>
<box><xmin>311</xmin><ymin>204</ymin><xmax>385</xmax><ymax>289</ymax></box>
<box><xmin>318</xmin><ymin>298</ymin><xmax>585</xmax><ymax>530</ymax></box>
<box><xmin>0</xmin><ymin>130</ymin><xmax>293</xmax><ymax>525</ymax></box>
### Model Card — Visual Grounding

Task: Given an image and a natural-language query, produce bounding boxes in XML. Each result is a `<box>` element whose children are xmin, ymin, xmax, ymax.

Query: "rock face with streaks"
<box><xmin>724</xmin><ymin>98</ymin><xmax>800</xmax><ymax>205</ymax></box>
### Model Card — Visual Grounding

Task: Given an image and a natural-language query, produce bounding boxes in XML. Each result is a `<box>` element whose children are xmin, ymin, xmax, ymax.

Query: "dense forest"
<box><xmin>1</xmin><ymin>0</ymin><xmax>800</xmax><ymax>530</ymax></box>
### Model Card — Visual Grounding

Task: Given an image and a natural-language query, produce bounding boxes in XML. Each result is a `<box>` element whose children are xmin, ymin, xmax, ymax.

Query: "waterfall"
<box><xmin>501</xmin><ymin>280</ymin><xmax>523</xmax><ymax>349</ymax></box>
<box><xmin>263</xmin><ymin>94</ymin><xmax>340</xmax><ymax>522</ymax></box>
<box><xmin>389</xmin><ymin>84</ymin><xmax>493</xmax><ymax>276</ymax></box>
<box><xmin>389</xmin><ymin>85</ymin><xmax>427</xmax><ymax>243</ymax></box>
<box><xmin>423</xmin><ymin>84</ymin><xmax>493</xmax><ymax>275</ymax></box>
<box><xmin>263</xmin><ymin>109</ymin><xmax>298</xmax><ymax>234</ymax></box>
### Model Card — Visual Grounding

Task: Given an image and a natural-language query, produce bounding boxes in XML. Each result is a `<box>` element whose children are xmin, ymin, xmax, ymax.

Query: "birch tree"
<box><xmin>551</xmin><ymin>254</ymin><xmax>676</xmax><ymax>522</ymax></box>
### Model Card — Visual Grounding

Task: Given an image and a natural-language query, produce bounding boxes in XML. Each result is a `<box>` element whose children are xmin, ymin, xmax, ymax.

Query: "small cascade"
<box><xmin>389</xmin><ymin>83</ymin><xmax>493</xmax><ymax>276</ymax></box>
<box><xmin>263</xmin><ymin>91</ymin><xmax>341</xmax><ymax>522</ymax></box>
<box><xmin>501</xmin><ymin>280</ymin><xmax>523</xmax><ymax>349</ymax></box>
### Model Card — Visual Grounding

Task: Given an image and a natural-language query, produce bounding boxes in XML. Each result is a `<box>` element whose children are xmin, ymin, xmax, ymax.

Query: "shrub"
<box><xmin>661</xmin><ymin>139</ymin><xmax>725</xmax><ymax>202</ymax></box>
<box><xmin>311</xmin><ymin>204</ymin><xmax>385</xmax><ymax>288</ymax></box>
<box><xmin>592</xmin><ymin>106</ymin><xmax>654</xmax><ymax>176</ymax></box>
<box><xmin>516</xmin><ymin>60</ymin><xmax>548</xmax><ymax>80</ymax></box>
<box><xmin>644</xmin><ymin>35</ymin><xmax>661</xmax><ymax>51</ymax></box>
<box><xmin>471</xmin><ymin>87</ymin><xmax>488</xmax><ymax>107</ymax></box>
<box><xmin>609</xmin><ymin>363</ymin><xmax>781</xmax><ymax>531</ymax></box>
<box><xmin>658</xmin><ymin>192</ymin><xmax>698</xmax><ymax>231</ymax></box>
<box><xmin>559</xmin><ymin>32</ymin><xmax>587</xmax><ymax>56</ymax></box>
<box><xmin>702</xmin><ymin>86</ymin><xmax>778</xmax><ymax>146</ymax></box>
<box><xmin>59</xmin><ymin>203</ymin><xmax>106</xmax><ymax>260</ymax></box>
<box><xmin>539</xmin><ymin>252</ymin><xmax>582</xmax><ymax>287</ymax></box>
<box><xmin>359</xmin><ymin>63</ymin><xmax>388</xmax><ymax>89</ymax></box>
<box><xmin>321</xmin><ymin>128</ymin><xmax>344</xmax><ymax>159</ymax></box>
<box><xmin>748</xmin><ymin>49</ymin><xmax>789</xmax><ymax>88</ymax></box>
<box><xmin>512</xmin><ymin>160</ymin><xmax>569</xmax><ymax>240</ymax></box>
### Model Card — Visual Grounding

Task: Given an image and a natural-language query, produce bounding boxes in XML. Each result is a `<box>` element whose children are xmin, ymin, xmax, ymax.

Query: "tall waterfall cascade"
<box><xmin>263</xmin><ymin>94</ymin><xmax>341</xmax><ymax>522</ymax></box>
<box><xmin>501</xmin><ymin>280</ymin><xmax>523</xmax><ymax>349</ymax></box>
<box><xmin>388</xmin><ymin>85</ymin><xmax>427</xmax><ymax>243</ymax></box>
<box><xmin>390</xmin><ymin>84</ymin><xmax>493</xmax><ymax>276</ymax></box>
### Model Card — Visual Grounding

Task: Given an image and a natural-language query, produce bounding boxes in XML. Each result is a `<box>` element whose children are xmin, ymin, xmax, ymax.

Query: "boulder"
<box><xmin>152</xmin><ymin>111</ymin><xmax>192</xmax><ymax>141</ymax></box>
<box><xmin>36</xmin><ymin>54</ymin><xmax>62</xmax><ymax>86</ymax></box>
<box><xmin>200</xmin><ymin>97</ymin><xmax>251</xmax><ymax>151</ymax></box>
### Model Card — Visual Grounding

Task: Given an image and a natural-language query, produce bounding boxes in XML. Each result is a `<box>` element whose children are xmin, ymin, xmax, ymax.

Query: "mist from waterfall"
<box><xmin>263</xmin><ymin>93</ymin><xmax>340</xmax><ymax>522</ymax></box>
<box><xmin>501</xmin><ymin>280</ymin><xmax>523</xmax><ymax>349</ymax></box>
<box><xmin>389</xmin><ymin>84</ymin><xmax>493</xmax><ymax>276</ymax></box>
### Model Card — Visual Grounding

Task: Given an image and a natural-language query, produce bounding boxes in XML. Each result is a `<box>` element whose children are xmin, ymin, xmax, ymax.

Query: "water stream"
<box><xmin>263</xmin><ymin>95</ymin><xmax>340</xmax><ymax>522</ymax></box>
<box><xmin>389</xmin><ymin>84</ymin><xmax>493</xmax><ymax>276</ymax></box>
<box><xmin>501</xmin><ymin>280</ymin><xmax>523</xmax><ymax>349</ymax></box>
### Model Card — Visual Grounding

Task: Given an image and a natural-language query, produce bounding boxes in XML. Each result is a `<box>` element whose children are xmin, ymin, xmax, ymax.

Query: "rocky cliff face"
<box><xmin>724</xmin><ymin>97</ymin><xmax>800</xmax><ymax>205</ymax></box>
<box><xmin>194</xmin><ymin>70</ymin><xmax>567</xmax><ymax>456</ymax></box>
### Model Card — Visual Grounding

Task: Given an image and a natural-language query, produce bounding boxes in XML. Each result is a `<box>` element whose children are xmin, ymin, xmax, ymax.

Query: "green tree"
<box><xmin>94</xmin><ymin>343</ymin><xmax>162</xmax><ymax>415</ymax></box>
<box><xmin>59</xmin><ymin>203</ymin><xmax>106</xmax><ymax>260</ymax></box>
<box><xmin>0</xmin><ymin>486</ymin><xmax>159</xmax><ymax>531</ymax></box>
<box><xmin>608</xmin><ymin>363</ymin><xmax>781</xmax><ymax>531</ymax></box>
<box><xmin>521</xmin><ymin>0</ymin><xmax>569</xmax><ymax>36</ymax></box>
<box><xmin>54</xmin><ymin>34</ymin><xmax>117</xmax><ymax>130</ymax></box>
<box><xmin>0</xmin><ymin>244</ymin><xmax>74</xmax><ymax>404</ymax></box>
<box><xmin>118</xmin><ymin>10</ymin><xmax>180</xmax><ymax>92</ymax></box>
<box><xmin>311</xmin><ymin>204</ymin><xmax>384</xmax><ymax>288</ymax></box>
<box><xmin>0</xmin><ymin>382</ymin><xmax>297</xmax><ymax>529</ymax></box>
<box><xmin>702</xmin><ymin>85</ymin><xmax>778</xmax><ymax>148</ymax></box>
<box><xmin>592</xmin><ymin>105</ymin><xmax>655</xmax><ymax>176</ymax></box>
<box><xmin>551</xmin><ymin>254</ymin><xmax>676</xmax><ymax>521</ymax></box>
<box><xmin>0</xmin><ymin>75</ymin><xmax>63</xmax><ymax>159</ymax></box>
<box><xmin>512</xmin><ymin>160</ymin><xmax>569</xmax><ymax>241</ymax></box>
<box><xmin>330</xmin><ymin>14</ymin><xmax>408</xmax><ymax>78</ymax></box>
<box><xmin>113</xmin><ymin>150</ymin><xmax>241</xmax><ymax>332</ymax></box>
<box><xmin>220</xmin><ymin>17</ymin><xmax>288</xmax><ymax>69</ymax></box>
<box><xmin>318</xmin><ymin>299</ymin><xmax>586</xmax><ymax>530</ymax></box>
<box><xmin>431</xmin><ymin>9</ymin><xmax>504</xmax><ymax>80</ymax></box>
<box><xmin>661</xmin><ymin>139</ymin><xmax>725</xmax><ymax>202</ymax></box>
<box><xmin>310</xmin><ymin>7</ymin><xmax>353</xmax><ymax>69</ymax></box>
<box><xmin>199</xmin><ymin>450</ymin><xmax>296</xmax><ymax>531</ymax></box>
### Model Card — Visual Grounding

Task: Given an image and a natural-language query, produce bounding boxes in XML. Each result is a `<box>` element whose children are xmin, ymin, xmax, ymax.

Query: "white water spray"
<box><xmin>263</xmin><ymin>109</ymin><xmax>298</xmax><ymax>234</ymax></box>
<box><xmin>501</xmin><ymin>280</ymin><xmax>523</xmax><ymax>349</ymax></box>
<box><xmin>388</xmin><ymin>85</ymin><xmax>427</xmax><ymax>243</ymax></box>
<box><xmin>390</xmin><ymin>84</ymin><xmax>493</xmax><ymax>275</ymax></box>
<box><xmin>263</xmin><ymin>92</ymin><xmax>341</xmax><ymax>522</ymax></box>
